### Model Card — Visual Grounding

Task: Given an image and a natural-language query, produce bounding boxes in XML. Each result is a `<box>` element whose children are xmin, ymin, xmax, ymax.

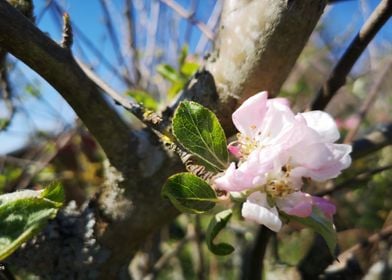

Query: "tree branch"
<box><xmin>0</xmin><ymin>0</ymin><xmax>135</xmax><ymax>168</ymax></box>
<box><xmin>351</xmin><ymin>123</ymin><xmax>392</xmax><ymax>160</ymax></box>
<box><xmin>310</xmin><ymin>0</ymin><xmax>392</xmax><ymax>110</ymax></box>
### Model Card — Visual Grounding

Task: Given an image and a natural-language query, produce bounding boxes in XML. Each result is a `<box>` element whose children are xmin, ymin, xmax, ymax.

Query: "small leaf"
<box><xmin>0</xmin><ymin>184</ymin><xmax>64</xmax><ymax>260</ymax></box>
<box><xmin>178</xmin><ymin>45</ymin><xmax>189</xmax><ymax>68</ymax></box>
<box><xmin>41</xmin><ymin>183</ymin><xmax>65</xmax><ymax>205</ymax></box>
<box><xmin>157</xmin><ymin>64</ymin><xmax>179</xmax><ymax>83</ymax></box>
<box><xmin>206</xmin><ymin>209</ymin><xmax>234</xmax><ymax>255</ymax></box>
<box><xmin>287</xmin><ymin>208</ymin><xmax>337</xmax><ymax>256</ymax></box>
<box><xmin>162</xmin><ymin>173</ymin><xmax>217</xmax><ymax>214</ymax></box>
<box><xmin>172</xmin><ymin>101</ymin><xmax>228</xmax><ymax>171</ymax></box>
<box><xmin>181</xmin><ymin>61</ymin><xmax>199</xmax><ymax>77</ymax></box>
<box><xmin>127</xmin><ymin>90</ymin><xmax>158</xmax><ymax>111</ymax></box>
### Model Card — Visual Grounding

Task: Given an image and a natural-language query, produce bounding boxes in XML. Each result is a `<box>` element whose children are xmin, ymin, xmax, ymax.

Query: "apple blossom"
<box><xmin>214</xmin><ymin>91</ymin><xmax>351</xmax><ymax>232</ymax></box>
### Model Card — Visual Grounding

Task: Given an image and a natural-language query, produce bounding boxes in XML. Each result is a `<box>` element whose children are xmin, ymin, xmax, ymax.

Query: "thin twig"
<box><xmin>194</xmin><ymin>216</ymin><xmax>206</xmax><ymax>280</ymax></box>
<box><xmin>0</xmin><ymin>53</ymin><xmax>15</xmax><ymax>131</ymax></box>
<box><xmin>99</xmin><ymin>0</ymin><xmax>131</xmax><ymax>81</ymax></box>
<box><xmin>351</xmin><ymin>123</ymin><xmax>392</xmax><ymax>160</ymax></box>
<box><xmin>14</xmin><ymin>130</ymin><xmax>76</xmax><ymax>190</ymax></box>
<box><xmin>242</xmin><ymin>226</ymin><xmax>273</xmax><ymax>280</ymax></box>
<box><xmin>51</xmin><ymin>1</ymin><xmax>135</xmax><ymax>87</ymax></box>
<box><xmin>61</xmin><ymin>12</ymin><xmax>73</xmax><ymax>49</ymax></box>
<box><xmin>124</xmin><ymin>0</ymin><xmax>141</xmax><ymax>84</ymax></box>
<box><xmin>344</xmin><ymin>60</ymin><xmax>392</xmax><ymax>143</ymax></box>
<box><xmin>195</xmin><ymin>0</ymin><xmax>222</xmax><ymax>54</ymax></box>
<box><xmin>310</xmin><ymin>0</ymin><xmax>392</xmax><ymax>110</ymax></box>
<box><xmin>316</xmin><ymin>164</ymin><xmax>392</xmax><ymax>196</ymax></box>
<box><xmin>77</xmin><ymin>60</ymin><xmax>166</xmax><ymax>133</ymax></box>
<box><xmin>159</xmin><ymin>0</ymin><xmax>214</xmax><ymax>41</ymax></box>
<box><xmin>328</xmin><ymin>225</ymin><xmax>392</xmax><ymax>268</ymax></box>
<box><xmin>144</xmin><ymin>233</ymin><xmax>196</xmax><ymax>279</ymax></box>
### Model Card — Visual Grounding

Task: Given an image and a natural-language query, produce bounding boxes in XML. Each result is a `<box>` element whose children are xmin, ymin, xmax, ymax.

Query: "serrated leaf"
<box><xmin>206</xmin><ymin>209</ymin><xmax>234</xmax><ymax>255</ymax></box>
<box><xmin>288</xmin><ymin>208</ymin><xmax>337</xmax><ymax>256</ymax></box>
<box><xmin>162</xmin><ymin>173</ymin><xmax>217</xmax><ymax>214</ymax></box>
<box><xmin>127</xmin><ymin>90</ymin><xmax>158</xmax><ymax>111</ymax></box>
<box><xmin>172</xmin><ymin>101</ymin><xmax>229</xmax><ymax>171</ymax></box>
<box><xmin>0</xmin><ymin>184</ymin><xmax>64</xmax><ymax>260</ymax></box>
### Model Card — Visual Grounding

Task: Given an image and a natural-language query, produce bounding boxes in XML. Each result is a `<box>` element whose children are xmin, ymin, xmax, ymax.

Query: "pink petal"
<box><xmin>232</xmin><ymin>92</ymin><xmax>268</xmax><ymax>136</ymax></box>
<box><xmin>276</xmin><ymin>192</ymin><xmax>313</xmax><ymax>218</ymax></box>
<box><xmin>214</xmin><ymin>162</ymin><xmax>256</xmax><ymax>192</ymax></box>
<box><xmin>242</xmin><ymin>192</ymin><xmax>282</xmax><ymax>232</ymax></box>
<box><xmin>227</xmin><ymin>143</ymin><xmax>241</xmax><ymax>158</ymax></box>
<box><xmin>312</xmin><ymin>196</ymin><xmax>336</xmax><ymax>219</ymax></box>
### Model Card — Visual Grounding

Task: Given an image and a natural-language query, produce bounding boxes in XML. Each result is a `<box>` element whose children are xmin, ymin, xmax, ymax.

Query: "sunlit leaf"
<box><xmin>0</xmin><ymin>183</ymin><xmax>64</xmax><ymax>260</ymax></box>
<box><xmin>127</xmin><ymin>90</ymin><xmax>158</xmax><ymax>111</ymax></box>
<box><xmin>157</xmin><ymin>64</ymin><xmax>180</xmax><ymax>83</ymax></box>
<box><xmin>172</xmin><ymin>101</ymin><xmax>228</xmax><ymax>171</ymax></box>
<box><xmin>162</xmin><ymin>172</ymin><xmax>217</xmax><ymax>214</ymax></box>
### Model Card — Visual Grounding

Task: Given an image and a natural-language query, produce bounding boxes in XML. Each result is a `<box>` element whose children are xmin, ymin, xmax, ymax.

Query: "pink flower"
<box><xmin>214</xmin><ymin>92</ymin><xmax>351</xmax><ymax>231</ymax></box>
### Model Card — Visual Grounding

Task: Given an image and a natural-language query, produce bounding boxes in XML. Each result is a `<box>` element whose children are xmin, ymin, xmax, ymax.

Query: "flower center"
<box><xmin>237</xmin><ymin>133</ymin><xmax>259</xmax><ymax>158</ymax></box>
<box><xmin>265</xmin><ymin>180</ymin><xmax>294</xmax><ymax>198</ymax></box>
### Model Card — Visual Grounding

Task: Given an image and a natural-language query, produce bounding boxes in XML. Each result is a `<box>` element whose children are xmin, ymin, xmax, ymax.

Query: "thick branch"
<box><xmin>310</xmin><ymin>0</ymin><xmax>392</xmax><ymax>110</ymax></box>
<box><xmin>0</xmin><ymin>0</ymin><xmax>134</xmax><ymax>168</ymax></box>
<box><xmin>206</xmin><ymin>0</ymin><xmax>327</xmax><ymax>131</ymax></box>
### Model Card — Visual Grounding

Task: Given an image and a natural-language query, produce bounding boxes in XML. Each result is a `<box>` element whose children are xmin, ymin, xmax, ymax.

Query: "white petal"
<box><xmin>242</xmin><ymin>193</ymin><xmax>282</xmax><ymax>232</ymax></box>
<box><xmin>232</xmin><ymin>92</ymin><xmax>268</xmax><ymax>136</ymax></box>
<box><xmin>301</xmin><ymin>111</ymin><xmax>340</xmax><ymax>142</ymax></box>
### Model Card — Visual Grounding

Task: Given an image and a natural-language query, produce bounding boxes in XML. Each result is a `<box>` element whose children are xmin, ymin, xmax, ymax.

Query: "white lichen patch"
<box><xmin>209</xmin><ymin>0</ymin><xmax>283</xmax><ymax>91</ymax></box>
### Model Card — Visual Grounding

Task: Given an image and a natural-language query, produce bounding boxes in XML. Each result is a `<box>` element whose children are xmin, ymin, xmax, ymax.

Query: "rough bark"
<box><xmin>0</xmin><ymin>0</ymin><xmax>329</xmax><ymax>278</ymax></box>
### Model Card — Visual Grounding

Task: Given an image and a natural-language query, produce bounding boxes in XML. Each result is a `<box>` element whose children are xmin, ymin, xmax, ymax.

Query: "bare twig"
<box><xmin>13</xmin><ymin>129</ymin><xmax>76</xmax><ymax>190</ymax></box>
<box><xmin>0</xmin><ymin>53</ymin><xmax>15</xmax><ymax>131</ymax></box>
<box><xmin>144</xmin><ymin>233</ymin><xmax>196</xmax><ymax>279</ymax></box>
<box><xmin>325</xmin><ymin>225</ymin><xmax>392</xmax><ymax>275</ymax></box>
<box><xmin>195</xmin><ymin>0</ymin><xmax>222</xmax><ymax>54</ymax></box>
<box><xmin>99</xmin><ymin>0</ymin><xmax>132</xmax><ymax>81</ymax></box>
<box><xmin>61</xmin><ymin>12</ymin><xmax>73</xmax><ymax>49</ymax></box>
<box><xmin>316</xmin><ymin>164</ymin><xmax>392</xmax><ymax>196</ymax></box>
<box><xmin>344</xmin><ymin>60</ymin><xmax>392</xmax><ymax>143</ymax></box>
<box><xmin>310</xmin><ymin>0</ymin><xmax>392</xmax><ymax>110</ymax></box>
<box><xmin>124</xmin><ymin>0</ymin><xmax>141</xmax><ymax>84</ymax></box>
<box><xmin>77</xmin><ymin>60</ymin><xmax>166</xmax><ymax>133</ymax></box>
<box><xmin>159</xmin><ymin>0</ymin><xmax>214</xmax><ymax>41</ymax></box>
<box><xmin>351</xmin><ymin>123</ymin><xmax>392</xmax><ymax>160</ymax></box>
<box><xmin>242</xmin><ymin>226</ymin><xmax>273</xmax><ymax>280</ymax></box>
<box><xmin>194</xmin><ymin>216</ymin><xmax>206</xmax><ymax>280</ymax></box>
<box><xmin>0</xmin><ymin>0</ymin><xmax>137</xmax><ymax>168</ymax></box>
<box><xmin>51</xmin><ymin>1</ymin><xmax>135</xmax><ymax>87</ymax></box>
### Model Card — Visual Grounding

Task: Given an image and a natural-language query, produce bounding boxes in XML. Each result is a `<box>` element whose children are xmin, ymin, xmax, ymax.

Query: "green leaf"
<box><xmin>168</xmin><ymin>81</ymin><xmax>186</xmax><ymax>99</ymax></box>
<box><xmin>0</xmin><ymin>184</ymin><xmax>64</xmax><ymax>260</ymax></box>
<box><xmin>178</xmin><ymin>45</ymin><xmax>189</xmax><ymax>68</ymax></box>
<box><xmin>157</xmin><ymin>64</ymin><xmax>180</xmax><ymax>83</ymax></box>
<box><xmin>127</xmin><ymin>90</ymin><xmax>158</xmax><ymax>111</ymax></box>
<box><xmin>287</xmin><ymin>208</ymin><xmax>337</xmax><ymax>256</ymax></box>
<box><xmin>206</xmin><ymin>209</ymin><xmax>234</xmax><ymax>255</ymax></box>
<box><xmin>172</xmin><ymin>101</ymin><xmax>229</xmax><ymax>171</ymax></box>
<box><xmin>180</xmin><ymin>61</ymin><xmax>199</xmax><ymax>77</ymax></box>
<box><xmin>41</xmin><ymin>183</ymin><xmax>65</xmax><ymax>205</ymax></box>
<box><xmin>162</xmin><ymin>173</ymin><xmax>217</xmax><ymax>214</ymax></box>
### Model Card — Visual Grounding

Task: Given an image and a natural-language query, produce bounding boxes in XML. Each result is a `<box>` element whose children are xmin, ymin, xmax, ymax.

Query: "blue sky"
<box><xmin>0</xmin><ymin>0</ymin><xmax>390</xmax><ymax>154</ymax></box>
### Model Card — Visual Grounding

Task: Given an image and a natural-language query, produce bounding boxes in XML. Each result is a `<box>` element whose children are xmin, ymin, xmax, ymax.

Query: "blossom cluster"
<box><xmin>214</xmin><ymin>92</ymin><xmax>351</xmax><ymax>232</ymax></box>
